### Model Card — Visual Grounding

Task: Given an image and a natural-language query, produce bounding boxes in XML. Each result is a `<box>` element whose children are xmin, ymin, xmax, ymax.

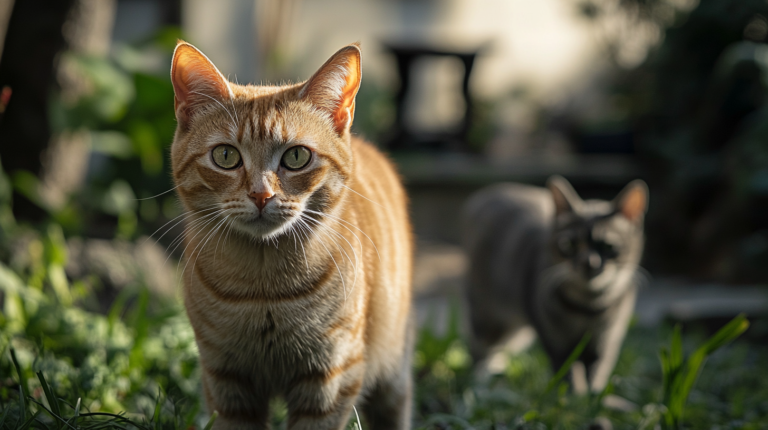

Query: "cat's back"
<box><xmin>463</xmin><ymin>183</ymin><xmax>553</xmax><ymax>315</ymax></box>
<box><xmin>463</xmin><ymin>183</ymin><xmax>553</xmax><ymax>254</ymax></box>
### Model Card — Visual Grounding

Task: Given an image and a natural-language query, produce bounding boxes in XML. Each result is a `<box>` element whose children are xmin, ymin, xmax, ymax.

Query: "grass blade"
<box><xmin>27</xmin><ymin>398</ymin><xmax>77</xmax><ymax>430</ymax></box>
<box><xmin>659</xmin><ymin>314</ymin><xmax>750</xmax><ymax>429</ymax></box>
<box><xmin>9</xmin><ymin>348</ymin><xmax>30</xmax><ymax>412</ymax></box>
<box><xmin>65</xmin><ymin>398</ymin><xmax>81</xmax><ymax>426</ymax></box>
<box><xmin>15</xmin><ymin>385</ymin><xmax>26</xmax><ymax>429</ymax></box>
<box><xmin>697</xmin><ymin>313</ymin><xmax>749</xmax><ymax>356</ymax></box>
<box><xmin>17</xmin><ymin>411</ymin><xmax>40</xmax><ymax>430</ymax></box>
<box><xmin>203</xmin><ymin>411</ymin><xmax>218</xmax><ymax>430</ymax></box>
<box><xmin>36</xmin><ymin>371</ymin><xmax>63</xmax><ymax>430</ymax></box>
<box><xmin>545</xmin><ymin>332</ymin><xmax>591</xmax><ymax>393</ymax></box>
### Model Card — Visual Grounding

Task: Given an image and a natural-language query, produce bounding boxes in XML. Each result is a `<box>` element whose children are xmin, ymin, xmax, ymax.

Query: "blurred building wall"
<box><xmin>180</xmin><ymin>0</ymin><xmax>608</xmax><ymax>102</ymax></box>
<box><xmin>182</xmin><ymin>0</ymin><xmax>259</xmax><ymax>84</ymax></box>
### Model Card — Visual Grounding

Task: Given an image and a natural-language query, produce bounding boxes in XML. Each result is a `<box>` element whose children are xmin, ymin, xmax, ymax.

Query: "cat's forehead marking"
<box><xmin>560</xmin><ymin>210</ymin><xmax>618</xmax><ymax>232</ymax></box>
<box><xmin>238</xmin><ymin>83</ymin><xmax>304</xmax><ymax>143</ymax></box>
<box><xmin>590</xmin><ymin>223</ymin><xmax>614</xmax><ymax>239</ymax></box>
<box><xmin>236</xmin><ymin>112</ymin><xmax>248</xmax><ymax>142</ymax></box>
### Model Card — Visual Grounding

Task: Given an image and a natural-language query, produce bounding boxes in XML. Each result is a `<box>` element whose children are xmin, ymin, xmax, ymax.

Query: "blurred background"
<box><xmin>3</xmin><ymin>0</ymin><xmax>768</xmax><ymax>307</ymax></box>
<box><xmin>1</xmin><ymin>0</ymin><xmax>768</xmax><ymax>425</ymax></box>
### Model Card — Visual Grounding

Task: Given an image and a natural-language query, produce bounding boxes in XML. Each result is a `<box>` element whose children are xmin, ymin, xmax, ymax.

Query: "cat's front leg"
<box><xmin>201</xmin><ymin>369</ymin><xmax>270</xmax><ymax>430</ymax></box>
<box><xmin>285</xmin><ymin>366</ymin><xmax>364</xmax><ymax>430</ymax></box>
<box><xmin>586</xmin><ymin>292</ymin><xmax>636</xmax><ymax>392</ymax></box>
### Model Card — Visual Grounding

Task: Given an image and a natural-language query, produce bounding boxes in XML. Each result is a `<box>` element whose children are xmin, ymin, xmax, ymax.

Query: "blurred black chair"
<box><xmin>383</xmin><ymin>42</ymin><xmax>485</xmax><ymax>152</ymax></box>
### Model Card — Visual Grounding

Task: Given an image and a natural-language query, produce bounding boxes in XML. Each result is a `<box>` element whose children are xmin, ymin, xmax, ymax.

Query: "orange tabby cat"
<box><xmin>169</xmin><ymin>41</ymin><xmax>413</xmax><ymax>429</ymax></box>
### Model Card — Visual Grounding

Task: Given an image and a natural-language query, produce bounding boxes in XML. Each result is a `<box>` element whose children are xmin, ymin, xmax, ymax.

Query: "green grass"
<box><xmin>0</xmin><ymin>223</ymin><xmax>766</xmax><ymax>429</ymax></box>
<box><xmin>410</xmin><ymin>306</ymin><xmax>764</xmax><ymax>429</ymax></box>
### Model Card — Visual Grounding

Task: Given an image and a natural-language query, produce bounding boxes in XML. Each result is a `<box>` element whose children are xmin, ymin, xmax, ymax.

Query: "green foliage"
<box><xmin>0</xmin><ymin>155</ymin><xmax>203</xmax><ymax>428</ymax></box>
<box><xmin>415</xmin><ymin>303</ymin><xmax>469</xmax><ymax>373</ymax></box>
<box><xmin>1</xmin><ymin>360</ymin><xmax>215</xmax><ymax>430</ymax></box>
<box><xmin>411</xmin><ymin>315</ymin><xmax>766</xmax><ymax>429</ymax></box>
<box><xmin>623</xmin><ymin>0</ymin><xmax>768</xmax><ymax>280</ymax></box>
<box><xmin>1</xmin><ymin>238</ymin><xmax>765</xmax><ymax>429</ymax></box>
<box><xmin>40</xmin><ymin>29</ymin><xmax>183</xmax><ymax>239</ymax></box>
<box><xmin>659</xmin><ymin>315</ymin><xmax>750</xmax><ymax>429</ymax></box>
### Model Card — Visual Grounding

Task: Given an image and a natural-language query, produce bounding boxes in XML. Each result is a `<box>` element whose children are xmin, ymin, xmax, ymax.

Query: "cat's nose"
<box><xmin>588</xmin><ymin>252</ymin><xmax>602</xmax><ymax>270</ymax></box>
<box><xmin>248</xmin><ymin>191</ymin><xmax>275</xmax><ymax>211</ymax></box>
<box><xmin>586</xmin><ymin>251</ymin><xmax>603</xmax><ymax>278</ymax></box>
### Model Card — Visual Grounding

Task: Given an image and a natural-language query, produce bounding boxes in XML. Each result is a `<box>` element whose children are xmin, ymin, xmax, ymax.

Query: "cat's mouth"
<box><xmin>233</xmin><ymin>209</ymin><xmax>300</xmax><ymax>241</ymax></box>
<box><xmin>579</xmin><ymin>263</ymin><xmax>619</xmax><ymax>289</ymax></box>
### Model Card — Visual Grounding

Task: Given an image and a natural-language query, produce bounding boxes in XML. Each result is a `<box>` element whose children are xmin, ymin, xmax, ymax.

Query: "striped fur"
<box><xmin>463</xmin><ymin>177</ymin><xmax>647</xmax><ymax>393</ymax></box>
<box><xmin>170</xmin><ymin>42</ymin><xmax>413</xmax><ymax>429</ymax></box>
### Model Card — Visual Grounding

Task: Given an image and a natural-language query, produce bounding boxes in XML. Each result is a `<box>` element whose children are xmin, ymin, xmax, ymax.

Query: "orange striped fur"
<box><xmin>169</xmin><ymin>42</ymin><xmax>413</xmax><ymax>429</ymax></box>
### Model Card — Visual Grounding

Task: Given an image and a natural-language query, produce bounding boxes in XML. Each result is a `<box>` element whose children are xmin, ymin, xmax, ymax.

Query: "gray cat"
<box><xmin>463</xmin><ymin>176</ymin><xmax>648</xmax><ymax>393</ymax></box>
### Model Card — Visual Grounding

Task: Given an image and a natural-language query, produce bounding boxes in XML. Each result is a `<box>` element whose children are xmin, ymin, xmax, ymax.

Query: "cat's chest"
<box><xmin>191</xmin><ymin>296</ymin><xmax>338</xmax><ymax>375</ymax></box>
<box><xmin>194</xmin><ymin>278</ymin><xmax>335</xmax><ymax>336</ymax></box>
<box><xmin>187</xmin><ymin>264</ymin><xmax>345</xmax><ymax>349</ymax></box>
<box><xmin>184</xmin><ymin>241</ymin><xmax>357</xmax><ymax>376</ymax></box>
<box><xmin>227</xmin><ymin>302</ymin><xmax>328</xmax><ymax>348</ymax></box>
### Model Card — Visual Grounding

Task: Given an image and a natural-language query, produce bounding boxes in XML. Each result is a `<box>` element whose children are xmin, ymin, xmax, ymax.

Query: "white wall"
<box><xmin>278</xmin><ymin>0</ymin><xmax>603</xmax><ymax>101</ymax></box>
<box><xmin>182</xmin><ymin>0</ymin><xmax>259</xmax><ymax>84</ymax></box>
<box><xmin>182</xmin><ymin>0</ymin><xmax>603</xmax><ymax>98</ymax></box>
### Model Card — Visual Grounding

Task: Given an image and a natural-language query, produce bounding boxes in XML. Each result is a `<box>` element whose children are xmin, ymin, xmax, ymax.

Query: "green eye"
<box><xmin>281</xmin><ymin>146</ymin><xmax>312</xmax><ymax>170</ymax></box>
<box><xmin>211</xmin><ymin>145</ymin><xmax>241</xmax><ymax>169</ymax></box>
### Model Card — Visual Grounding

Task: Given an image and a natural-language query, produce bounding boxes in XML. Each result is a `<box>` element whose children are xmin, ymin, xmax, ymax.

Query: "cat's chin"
<box><xmin>231</xmin><ymin>215</ymin><xmax>297</xmax><ymax>242</ymax></box>
<box><xmin>582</xmin><ymin>265</ymin><xmax>621</xmax><ymax>291</ymax></box>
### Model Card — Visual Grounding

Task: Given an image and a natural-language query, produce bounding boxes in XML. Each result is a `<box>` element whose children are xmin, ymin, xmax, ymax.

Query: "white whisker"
<box><xmin>169</xmin><ymin>209</ymin><xmax>225</xmax><ymax>270</ymax></box>
<box><xmin>137</xmin><ymin>182</ymin><xmax>186</xmax><ymax>201</ymax></box>
<box><xmin>189</xmin><ymin>90</ymin><xmax>237</xmax><ymax>128</ymax></box>
<box><xmin>145</xmin><ymin>204</ymin><xmax>218</xmax><ymax>244</ymax></box>
<box><xmin>164</xmin><ymin>210</ymin><xmax>222</xmax><ymax>259</ymax></box>
<box><xmin>305</xmin><ymin>209</ymin><xmax>380</xmax><ymax>262</ymax></box>
<box><xmin>298</xmin><ymin>217</ymin><xmax>346</xmax><ymax>301</ymax></box>
<box><xmin>302</xmin><ymin>213</ymin><xmax>359</xmax><ymax>298</ymax></box>
<box><xmin>213</xmin><ymin>215</ymin><xmax>233</xmax><ymax>262</ymax></box>
<box><xmin>225</xmin><ymin>75</ymin><xmax>240</xmax><ymax>126</ymax></box>
<box><xmin>220</xmin><ymin>217</ymin><xmax>235</xmax><ymax>257</ymax></box>
<box><xmin>291</xmin><ymin>219</ymin><xmax>311</xmax><ymax>273</ymax></box>
<box><xmin>183</xmin><ymin>212</ymin><xmax>231</xmax><ymax>278</ymax></box>
<box><xmin>342</xmin><ymin>184</ymin><xmax>385</xmax><ymax>209</ymax></box>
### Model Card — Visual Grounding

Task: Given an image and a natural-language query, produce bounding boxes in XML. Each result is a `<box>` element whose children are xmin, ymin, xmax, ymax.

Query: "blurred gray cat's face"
<box><xmin>547</xmin><ymin>177</ymin><xmax>648</xmax><ymax>290</ymax></box>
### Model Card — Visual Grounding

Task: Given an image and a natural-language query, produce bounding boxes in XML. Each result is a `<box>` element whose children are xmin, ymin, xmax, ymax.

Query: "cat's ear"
<box><xmin>614</xmin><ymin>180</ymin><xmax>648</xmax><ymax>223</ymax></box>
<box><xmin>547</xmin><ymin>175</ymin><xmax>580</xmax><ymax>215</ymax></box>
<box><xmin>300</xmin><ymin>43</ymin><xmax>362</xmax><ymax>136</ymax></box>
<box><xmin>171</xmin><ymin>41</ymin><xmax>232</xmax><ymax>130</ymax></box>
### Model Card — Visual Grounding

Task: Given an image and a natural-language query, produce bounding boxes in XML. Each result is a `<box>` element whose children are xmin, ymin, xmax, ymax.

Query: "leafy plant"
<box><xmin>1</xmin><ymin>351</ymin><xmax>216</xmax><ymax>430</ymax></box>
<box><xmin>659</xmin><ymin>314</ymin><xmax>750</xmax><ymax>429</ymax></box>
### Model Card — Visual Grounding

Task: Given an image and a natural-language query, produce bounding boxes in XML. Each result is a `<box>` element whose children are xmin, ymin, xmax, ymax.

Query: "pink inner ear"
<box><xmin>303</xmin><ymin>45</ymin><xmax>362</xmax><ymax>136</ymax></box>
<box><xmin>333</xmin><ymin>54</ymin><xmax>361</xmax><ymax>133</ymax></box>
<box><xmin>621</xmin><ymin>188</ymin><xmax>647</xmax><ymax>222</ymax></box>
<box><xmin>171</xmin><ymin>43</ymin><xmax>231</xmax><ymax>127</ymax></box>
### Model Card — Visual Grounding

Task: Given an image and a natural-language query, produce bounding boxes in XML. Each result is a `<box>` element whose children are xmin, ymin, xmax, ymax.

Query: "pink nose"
<box><xmin>248</xmin><ymin>191</ymin><xmax>274</xmax><ymax>211</ymax></box>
